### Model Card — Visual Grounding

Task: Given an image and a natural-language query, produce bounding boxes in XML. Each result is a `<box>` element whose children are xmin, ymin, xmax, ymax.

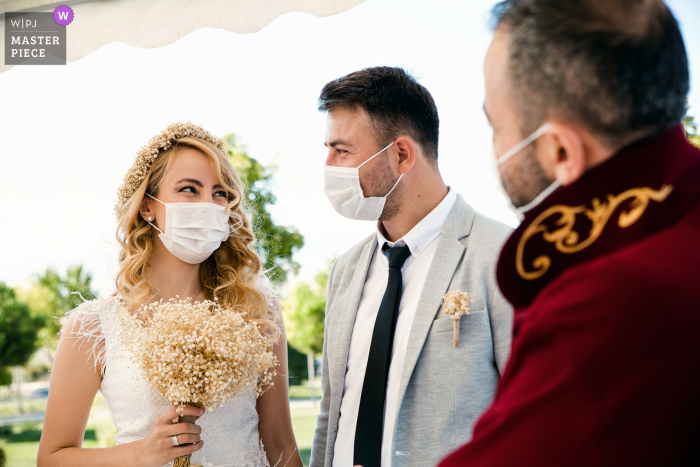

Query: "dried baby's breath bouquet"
<box><xmin>442</xmin><ymin>290</ymin><xmax>472</xmax><ymax>347</ymax></box>
<box><xmin>120</xmin><ymin>298</ymin><xmax>278</xmax><ymax>467</ymax></box>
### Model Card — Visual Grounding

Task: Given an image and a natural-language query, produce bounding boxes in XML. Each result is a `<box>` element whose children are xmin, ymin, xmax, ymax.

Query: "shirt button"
<box><xmin>415</xmin><ymin>246</ymin><xmax>420</xmax><ymax>254</ymax></box>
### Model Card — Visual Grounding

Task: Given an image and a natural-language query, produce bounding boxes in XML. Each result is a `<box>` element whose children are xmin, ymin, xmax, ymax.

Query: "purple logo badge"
<box><xmin>53</xmin><ymin>5</ymin><xmax>74</xmax><ymax>26</ymax></box>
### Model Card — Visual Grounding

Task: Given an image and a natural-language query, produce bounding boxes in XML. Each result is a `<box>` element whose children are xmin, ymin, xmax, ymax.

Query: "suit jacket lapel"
<box><xmin>329</xmin><ymin>237</ymin><xmax>378</xmax><ymax>398</ymax></box>
<box><xmin>396</xmin><ymin>195</ymin><xmax>475</xmax><ymax>407</ymax></box>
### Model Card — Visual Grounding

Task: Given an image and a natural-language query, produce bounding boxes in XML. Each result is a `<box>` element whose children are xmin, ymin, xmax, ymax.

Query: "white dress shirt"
<box><xmin>332</xmin><ymin>188</ymin><xmax>458</xmax><ymax>467</ymax></box>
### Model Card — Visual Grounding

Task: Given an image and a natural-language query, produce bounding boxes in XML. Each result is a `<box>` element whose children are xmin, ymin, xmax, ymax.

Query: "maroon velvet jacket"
<box><xmin>439</xmin><ymin>125</ymin><xmax>700</xmax><ymax>466</ymax></box>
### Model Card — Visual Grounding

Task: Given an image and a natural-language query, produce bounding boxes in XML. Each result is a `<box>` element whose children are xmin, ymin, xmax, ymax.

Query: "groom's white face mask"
<box><xmin>324</xmin><ymin>142</ymin><xmax>403</xmax><ymax>221</ymax></box>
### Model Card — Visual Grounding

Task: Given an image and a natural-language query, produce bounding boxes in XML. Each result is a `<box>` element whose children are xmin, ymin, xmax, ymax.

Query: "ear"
<box><xmin>394</xmin><ymin>136</ymin><xmax>416</xmax><ymax>175</ymax></box>
<box><xmin>140</xmin><ymin>196</ymin><xmax>154</xmax><ymax>222</ymax></box>
<box><xmin>539</xmin><ymin>123</ymin><xmax>587</xmax><ymax>186</ymax></box>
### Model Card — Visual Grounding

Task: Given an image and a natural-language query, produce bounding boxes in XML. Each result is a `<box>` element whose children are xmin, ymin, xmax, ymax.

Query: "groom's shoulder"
<box><xmin>453</xmin><ymin>201</ymin><xmax>513</xmax><ymax>263</ymax></box>
<box><xmin>452</xmin><ymin>195</ymin><xmax>513</xmax><ymax>250</ymax></box>
<box><xmin>470</xmin><ymin>211</ymin><xmax>513</xmax><ymax>247</ymax></box>
<box><xmin>332</xmin><ymin>232</ymin><xmax>375</xmax><ymax>276</ymax></box>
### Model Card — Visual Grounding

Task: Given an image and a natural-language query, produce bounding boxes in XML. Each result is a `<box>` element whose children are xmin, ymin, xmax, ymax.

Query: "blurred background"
<box><xmin>1</xmin><ymin>0</ymin><xmax>700</xmax><ymax>465</ymax></box>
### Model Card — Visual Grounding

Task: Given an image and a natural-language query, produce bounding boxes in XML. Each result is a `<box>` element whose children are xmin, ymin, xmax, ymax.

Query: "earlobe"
<box><xmin>395</xmin><ymin>136</ymin><xmax>417</xmax><ymax>174</ymax></box>
<box><xmin>550</xmin><ymin>126</ymin><xmax>586</xmax><ymax>186</ymax></box>
<box><xmin>140</xmin><ymin>197</ymin><xmax>153</xmax><ymax>222</ymax></box>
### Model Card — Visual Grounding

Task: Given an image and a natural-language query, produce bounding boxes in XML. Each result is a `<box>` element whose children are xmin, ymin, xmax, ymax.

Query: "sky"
<box><xmin>1</xmin><ymin>0</ymin><xmax>699</xmax><ymax>296</ymax></box>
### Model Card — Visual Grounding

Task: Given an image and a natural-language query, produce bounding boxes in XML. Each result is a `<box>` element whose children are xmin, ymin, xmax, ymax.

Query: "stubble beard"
<box><xmin>499</xmin><ymin>145</ymin><xmax>553</xmax><ymax>208</ymax></box>
<box><xmin>362</xmin><ymin>152</ymin><xmax>404</xmax><ymax>222</ymax></box>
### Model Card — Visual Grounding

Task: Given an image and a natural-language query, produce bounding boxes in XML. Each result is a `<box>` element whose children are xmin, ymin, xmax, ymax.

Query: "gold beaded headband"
<box><xmin>114</xmin><ymin>122</ymin><xmax>227</xmax><ymax>216</ymax></box>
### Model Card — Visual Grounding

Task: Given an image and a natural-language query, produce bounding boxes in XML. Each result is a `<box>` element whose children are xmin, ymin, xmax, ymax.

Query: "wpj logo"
<box><xmin>4</xmin><ymin>6</ymin><xmax>72</xmax><ymax>66</ymax></box>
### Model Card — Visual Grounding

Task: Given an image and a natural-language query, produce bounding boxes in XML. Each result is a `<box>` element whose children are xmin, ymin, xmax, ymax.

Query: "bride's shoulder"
<box><xmin>58</xmin><ymin>295</ymin><xmax>122</xmax><ymax>376</ymax></box>
<box><xmin>256</xmin><ymin>274</ymin><xmax>283</xmax><ymax>320</ymax></box>
<box><xmin>256</xmin><ymin>275</ymin><xmax>279</xmax><ymax>305</ymax></box>
<box><xmin>64</xmin><ymin>294</ymin><xmax>123</xmax><ymax>322</ymax></box>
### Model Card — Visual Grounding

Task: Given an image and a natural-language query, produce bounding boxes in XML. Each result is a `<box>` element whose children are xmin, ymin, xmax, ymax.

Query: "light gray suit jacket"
<box><xmin>310</xmin><ymin>195</ymin><xmax>513</xmax><ymax>467</ymax></box>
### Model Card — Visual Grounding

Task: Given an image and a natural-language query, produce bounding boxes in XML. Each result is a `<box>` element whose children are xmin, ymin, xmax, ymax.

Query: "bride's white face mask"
<box><xmin>146</xmin><ymin>193</ymin><xmax>230</xmax><ymax>264</ymax></box>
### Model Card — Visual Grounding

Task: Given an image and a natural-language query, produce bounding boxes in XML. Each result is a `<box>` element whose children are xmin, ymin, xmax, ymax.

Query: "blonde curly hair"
<box><xmin>114</xmin><ymin>130</ymin><xmax>278</xmax><ymax>341</ymax></box>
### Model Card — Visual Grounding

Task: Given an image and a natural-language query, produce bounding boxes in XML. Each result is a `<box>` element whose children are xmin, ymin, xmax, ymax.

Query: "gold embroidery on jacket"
<box><xmin>516</xmin><ymin>185</ymin><xmax>673</xmax><ymax>280</ymax></box>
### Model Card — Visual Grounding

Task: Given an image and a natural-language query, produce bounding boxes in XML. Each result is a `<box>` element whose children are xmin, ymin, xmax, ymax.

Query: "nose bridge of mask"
<box><xmin>497</xmin><ymin>122</ymin><xmax>553</xmax><ymax>166</ymax></box>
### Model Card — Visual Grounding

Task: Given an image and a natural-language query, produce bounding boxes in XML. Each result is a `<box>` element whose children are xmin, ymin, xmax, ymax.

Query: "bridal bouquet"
<box><xmin>120</xmin><ymin>298</ymin><xmax>278</xmax><ymax>467</ymax></box>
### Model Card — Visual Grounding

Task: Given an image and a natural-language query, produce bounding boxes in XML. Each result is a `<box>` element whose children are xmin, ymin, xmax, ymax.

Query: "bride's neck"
<box><xmin>144</xmin><ymin>246</ymin><xmax>202</xmax><ymax>303</ymax></box>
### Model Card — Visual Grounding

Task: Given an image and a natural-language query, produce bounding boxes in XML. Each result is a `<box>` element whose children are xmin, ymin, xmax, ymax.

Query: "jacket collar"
<box><xmin>497</xmin><ymin>124</ymin><xmax>700</xmax><ymax>310</ymax></box>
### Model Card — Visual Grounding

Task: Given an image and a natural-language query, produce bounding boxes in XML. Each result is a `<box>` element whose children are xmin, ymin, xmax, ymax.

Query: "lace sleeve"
<box><xmin>257</xmin><ymin>275</ymin><xmax>283</xmax><ymax>327</ymax></box>
<box><xmin>59</xmin><ymin>299</ymin><xmax>107</xmax><ymax>377</ymax></box>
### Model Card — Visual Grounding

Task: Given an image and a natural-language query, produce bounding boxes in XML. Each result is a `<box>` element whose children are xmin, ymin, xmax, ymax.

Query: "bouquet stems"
<box><xmin>173</xmin><ymin>405</ymin><xmax>201</xmax><ymax>467</ymax></box>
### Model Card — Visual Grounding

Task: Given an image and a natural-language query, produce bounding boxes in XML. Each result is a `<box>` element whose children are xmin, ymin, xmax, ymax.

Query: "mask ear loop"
<box><xmin>357</xmin><ymin>142</ymin><xmax>395</xmax><ymax>169</ymax></box>
<box><xmin>145</xmin><ymin>193</ymin><xmax>165</xmax><ymax>234</ymax></box>
<box><xmin>497</xmin><ymin>122</ymin><xmax>554</xmax><ymax>166</ymax></box>
<box><xmin>356</xmin><ymin>141</ymin><xmax>402</xmax><ymax>197</ymax></box>
<box><xmin>385</xmin><ymin>173</ymin><xmax>404</xmax><ymax>197</ymax></box>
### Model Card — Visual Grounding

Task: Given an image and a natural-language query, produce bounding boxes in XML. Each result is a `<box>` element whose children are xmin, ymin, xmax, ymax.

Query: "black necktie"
<box><xmin>354</xmin><ymin>243</ymin><xmax>412</xmax><ymax>467</ymax></box>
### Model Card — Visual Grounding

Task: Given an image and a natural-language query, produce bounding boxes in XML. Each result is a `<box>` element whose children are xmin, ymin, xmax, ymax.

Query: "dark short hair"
<box><xmin>318</xmin><ymin>67</ymin><xmax>440</xmax><ymax>161</ymax></box>
<box><xmin>492</xmin><ymin>0</ymin><xmax>689</xmax><ymax>147</ymax></box>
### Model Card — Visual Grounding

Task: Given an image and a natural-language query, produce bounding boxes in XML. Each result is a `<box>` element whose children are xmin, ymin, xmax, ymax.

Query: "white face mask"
<box><xmin>323</xmin><ymin>142</ymin><xmax>402</xmax><ymax>221</ymax></box>
<box><xmin>146</xmin><ymin>193</ymin><xmax>230</xmax><ymax>264</ymax></box>
<box><xmin>495</xmin><ymin>122</ymin><xmax>561</xmax><ymax>220</ymax></box>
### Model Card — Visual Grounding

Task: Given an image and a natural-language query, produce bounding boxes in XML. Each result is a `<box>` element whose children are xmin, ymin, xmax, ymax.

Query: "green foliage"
<box><xmin>0</xmin><ymin>283</ymin><xmax>43</xmax><ymax>369</ymax></box>
<box><xmin>224</xmin><ymin>133</ymin><xmax>304</xmax><ymax>284</ymax></box>
<box><xmin>287</xmin><ymin>343</ymin><xmax>308</xmax><ymax>386</ymax></box>
<box><xmin>682</xmin><ymin>113</ymin><xmax>700</xmax><ymax>148</ymax></box>
<box><xmin>14</xmin><ymin>266</ymin><xmax>95</xmax><ymax>357</ymax></box>
<box><xmin>0</xmin><ymin>444</ymin><xmax>5</xmax><ymax>467</ymax></box>
<box><xmin>282</xmin><ymin>263</ymin><xmax>331</xmax><ymax>356</ymax></box>
<box><xmin>0</xmin><ymin>367</ymin><xmax>11</xmax><ymax>387</ymax></box>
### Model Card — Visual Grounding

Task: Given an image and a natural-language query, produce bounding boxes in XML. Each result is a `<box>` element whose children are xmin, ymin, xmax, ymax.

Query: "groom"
<box><xmin>310</xmin><ymin>67</ymin><xmax>513</xmax><ymax>467</ymax></box>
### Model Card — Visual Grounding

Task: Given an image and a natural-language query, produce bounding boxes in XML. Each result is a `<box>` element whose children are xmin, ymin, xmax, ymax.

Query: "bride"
<box><xmin>37</xmin><ymin>122</ymin><xmax>303</xmax><ymax>467</ymax></box>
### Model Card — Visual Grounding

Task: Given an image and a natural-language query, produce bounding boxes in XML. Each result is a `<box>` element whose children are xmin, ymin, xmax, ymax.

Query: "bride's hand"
<box><xmin>133</xmin><ymin>405</ymin><xmax>205</xmax><ymax>467</ymax></box>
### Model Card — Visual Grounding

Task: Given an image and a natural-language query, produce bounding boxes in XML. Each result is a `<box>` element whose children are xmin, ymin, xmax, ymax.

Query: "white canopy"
<box><xmin>0</xmin><ymin>0</ymin><xmax>366</xmax><ymax>73</ymax></box>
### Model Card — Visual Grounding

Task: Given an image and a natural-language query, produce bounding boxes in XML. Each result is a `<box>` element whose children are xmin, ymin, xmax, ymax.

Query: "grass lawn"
<box><xmin>290</xmin><ymin>406</ymin><xmax>321</xmax><ymax>465</ymax></box>
<box><xmin>0</xmin><ymin>388</ymin><xmax>321</xmax><ymax>467</ymax></box>
<box><xmin>287</xmin><ymin>383</ymin><xmax>321</xmax><ymax>401</ymax></box>
<box><xmin>0</xmin><ymin>399</ymin><xmax>48</xmax><ymax>417</ymax></box>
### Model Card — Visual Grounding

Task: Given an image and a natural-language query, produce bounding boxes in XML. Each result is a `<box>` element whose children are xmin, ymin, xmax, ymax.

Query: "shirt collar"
<box><xmin>376</xmin><ymin>187</ymin><xmax>458</xmax><ymax>259</ymax></box>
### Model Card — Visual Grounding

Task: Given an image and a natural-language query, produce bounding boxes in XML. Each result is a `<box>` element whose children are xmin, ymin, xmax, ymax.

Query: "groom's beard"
<box><xmin>362</xmin><ymin>152</ymin><xmax>403</xmax><ymax>222</ymax></box>
<box><xmin>379</xmin><ymin>181</ymin><xmax>403</xmax><ymax>221</ymax></box>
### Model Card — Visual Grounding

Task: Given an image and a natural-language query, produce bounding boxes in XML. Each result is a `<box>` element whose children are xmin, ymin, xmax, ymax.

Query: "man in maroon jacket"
<box><xmin>440</xmin><ymin>0</ymin><xmax>700</xmax><ymax>465</ymax></box>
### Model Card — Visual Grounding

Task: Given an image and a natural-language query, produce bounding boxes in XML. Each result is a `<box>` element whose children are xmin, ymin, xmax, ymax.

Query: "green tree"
<box><xmin>0</xmin><ymin>283</ymin><xmax>43</xmax><ymax>367</ymax></box>
<box><xmin>282</xmin><ymin>262</ymin><xmax>331</xmax><ymax>401</ymax></box>
<box><xmin>282</xmin><ymin>268</ymin><xmax>329</xmax><ymax>356</ymax></box>
<box><xmin>224</xmin><ymin>134</ymin><xmax>304</xmax><ymax>284</ymax></box>
<box><xmin>15</xmin><ymin>266</ymin><xmax>95</xmax><ymax>361</ymax></box>
<box><xmin>0</xmin><ymin>367</ymin><xmax>11</xmax><ymax>387</ymax></box>
<box><xmin>286</xmin><ymin>342</ymin><xmax>309</xmax><ymax>386</ymax></box>
<box><xmin>682</xmin><ymin>112</ymin><xmax>700</xmax><ymax>148</ymax></box>
<box><xmin>0</xmin><ymin>282</ymin><xmax>44</xmax><ymax>412</ymax></box>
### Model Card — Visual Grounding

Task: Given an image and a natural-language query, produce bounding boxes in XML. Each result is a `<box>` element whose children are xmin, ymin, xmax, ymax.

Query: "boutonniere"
<box><xmin>442</xmin><ymin>290</ymin><xmax>472</xmax><ymax>347</ymax></box>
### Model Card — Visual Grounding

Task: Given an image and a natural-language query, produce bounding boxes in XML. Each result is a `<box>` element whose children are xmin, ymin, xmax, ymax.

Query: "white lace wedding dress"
<box><xmin>63</xmin><ymin>282</ymin><xmax>280</xmax><ymax>467</ymax></box>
